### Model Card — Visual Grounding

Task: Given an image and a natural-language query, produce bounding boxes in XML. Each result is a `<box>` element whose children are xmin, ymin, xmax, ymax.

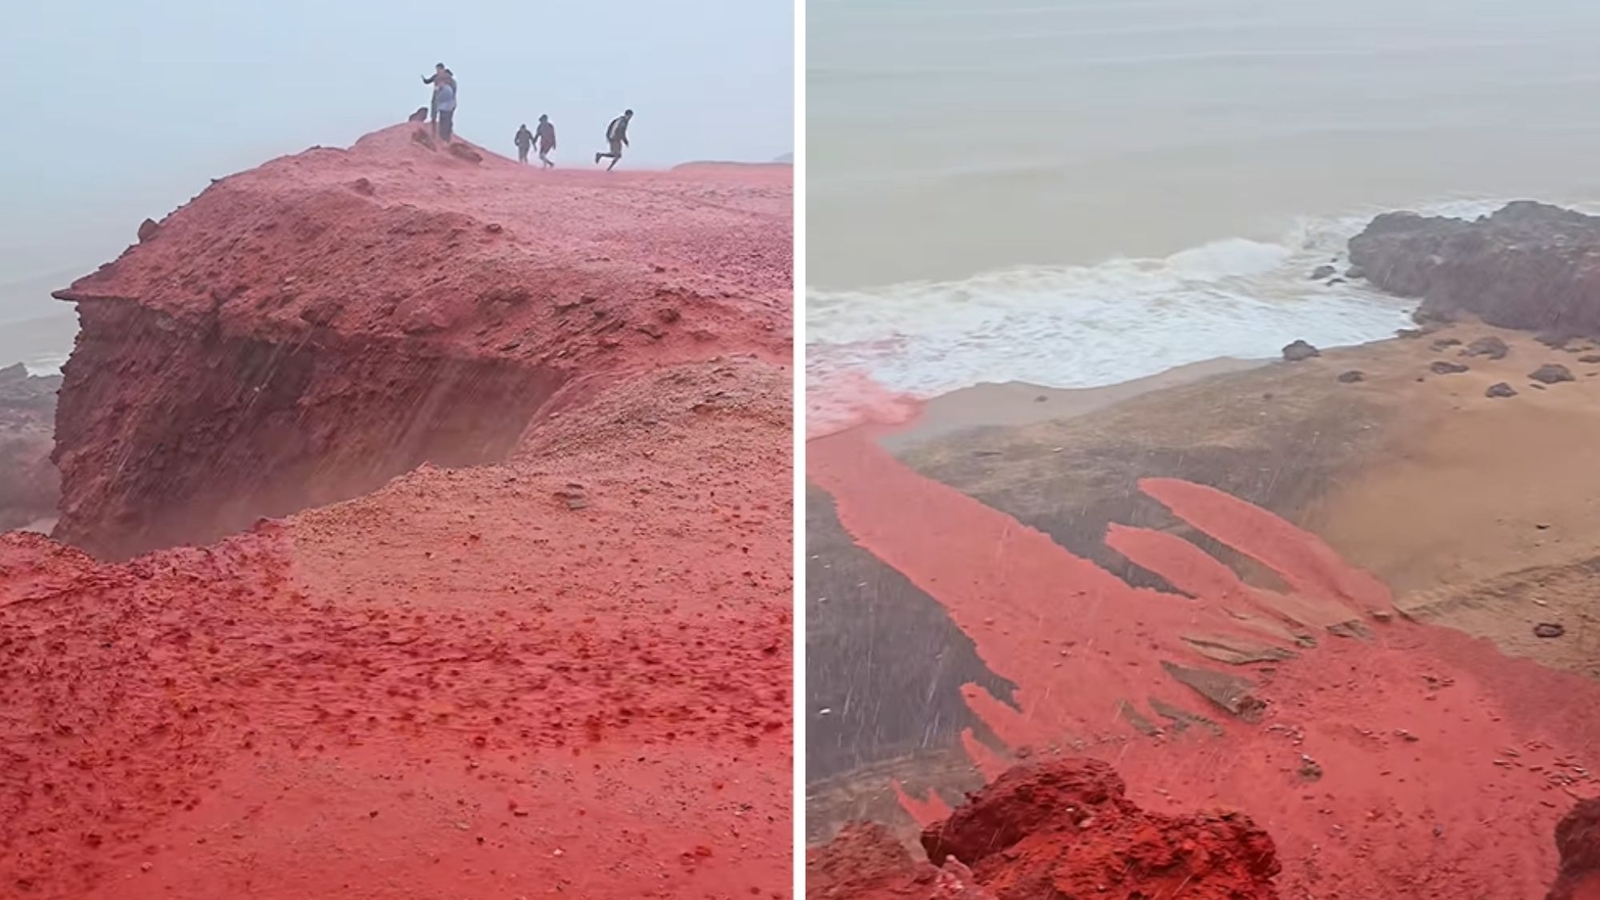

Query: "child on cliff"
<box><xmin>535</xmin><ymin>115</ymin><xmax>556</xmax><ymax>168</ymax></box>
<box><xmin>514</xmin><ymin>124</ymin><xmax>534</xmax><ymax>164</ymax></box>
<box><xmin>595</xmin><ymin>109</ymin><xmax>632</xmax><ymax>171</ymax></box>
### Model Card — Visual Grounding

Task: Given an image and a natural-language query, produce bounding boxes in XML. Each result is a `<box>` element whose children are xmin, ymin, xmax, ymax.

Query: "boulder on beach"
<box><xmin>1283</xmin><ymin>339</ymin><xmax>1320</xmax><ymax>361</ymax></box>
<box><xmin>1349</xmin><ymin>201</ymin><xmax>1600</xmax><ymax>337</ymax></box>
<box><xmin>1430</xmin><ymin>361</ymin><xmax>1469</xmax><ymax>375</ymax></box>
<box><xmin>1486</xmin><ymin>382</ymin><xmax>1518</xmax><ymax>398</ymax></box>
<box><xmin>1463</xmin><ymin>335</ymin><xmax>1510</xmax><ymax>360</ymax></box>
<box><xmin>1531</xmin><ymin>364</ymin><xmax>1576</xmax><ymax>385</ymax></box>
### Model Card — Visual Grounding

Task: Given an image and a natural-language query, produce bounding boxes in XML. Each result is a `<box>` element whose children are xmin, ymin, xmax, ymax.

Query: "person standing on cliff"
<box><xmin>535</xmin><ymin>115</ymin><xmax>557</xmax><ymax>168</ymax></box>
<box><xmin>422</xmin><ymin>64</ymin><xmax>456</xmax><ymax>134</ymax></box>
<box><xmin>435</xmin><ymin>79</ymin><xmax>458</xmax><ymax>142</ymax></box>
<box><xmin>514</xmin><ymin>124</ymin><xmax>534</xmax><ymax>164</ymax></box>
<box><xmin>594</xmin><ymin>109</ymin><xmax>632</xmax><ymax>171</ymax></box>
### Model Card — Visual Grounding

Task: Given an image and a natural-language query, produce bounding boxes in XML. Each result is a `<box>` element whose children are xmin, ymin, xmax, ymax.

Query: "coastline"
<box><xmin>806</xmin><ymin>319</ymin><xmax>1600</xmax><ymax>895</ymax></box>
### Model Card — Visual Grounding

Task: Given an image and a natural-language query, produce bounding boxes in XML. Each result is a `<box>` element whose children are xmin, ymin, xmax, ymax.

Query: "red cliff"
<box><xmin>1</xmin><ymin>124</ymin><xmax>792</xmax><ymax>899</ymax></box>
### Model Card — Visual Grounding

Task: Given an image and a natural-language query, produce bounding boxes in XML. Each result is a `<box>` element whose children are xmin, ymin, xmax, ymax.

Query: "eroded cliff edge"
<box><xmin>2</xmin><ymin>124</ymin><xmax>792</xmax><ymax>899</ymax></box>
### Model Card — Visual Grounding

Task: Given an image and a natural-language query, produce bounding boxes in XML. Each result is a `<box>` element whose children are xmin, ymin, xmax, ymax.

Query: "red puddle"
<box><xmin>811</xmin><ymin>421</ymin><xmax>1600</xmax><ymax>899</ymax></box>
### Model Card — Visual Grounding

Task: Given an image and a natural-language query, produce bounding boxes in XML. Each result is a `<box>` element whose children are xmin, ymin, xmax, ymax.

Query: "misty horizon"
<box><xmin>3</xmin><ymin>0</ymin><xmax>792</xmax><ymax>327</ymax></box>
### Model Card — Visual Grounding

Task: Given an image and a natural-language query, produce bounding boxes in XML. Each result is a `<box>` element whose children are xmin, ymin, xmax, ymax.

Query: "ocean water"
<box><xmin>807</xmin><ymin>0</ymin><xmax>1600</xmax><ymax>405</ymax></box>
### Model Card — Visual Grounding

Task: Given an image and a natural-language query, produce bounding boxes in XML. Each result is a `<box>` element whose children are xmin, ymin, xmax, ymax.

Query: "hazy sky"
<box><xmin>1</xmin><ymin>0</ymin><xmax>793</xmax><ymax>325</ymax></box>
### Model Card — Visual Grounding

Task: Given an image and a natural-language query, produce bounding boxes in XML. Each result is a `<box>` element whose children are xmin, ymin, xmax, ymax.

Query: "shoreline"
<box><xmin>806</xmin><ymin>318</ymin><xmax>1600</xmax><ymax>896</ymax></box>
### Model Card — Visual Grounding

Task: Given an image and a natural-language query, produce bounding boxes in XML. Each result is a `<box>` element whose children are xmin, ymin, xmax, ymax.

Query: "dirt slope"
<box><xmin>1</xmin><ymin>123</ymin><xmax>792</xmax><ymax>900</ymax></box>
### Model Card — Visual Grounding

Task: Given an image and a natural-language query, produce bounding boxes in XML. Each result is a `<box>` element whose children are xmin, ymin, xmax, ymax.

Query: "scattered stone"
<box><xmin>1397</xmin><ymin>328</ymin><xmax>1426</xmax><ymax>340</ymax></box>
<box><xmin>1581</xmin><ymin>354</ymin><xmax>1600</xmax><ymax>364</ymax></box>
<box><xmin>1326</xmin><ymin>277</ymin><xmax>1347</xmax><ymax>286</ymax></box>
<box><xmin>1431</xmin><ymin>337</ymin><xmax>1462</xmax><ymax>350</ymax></box>
<box><xmin>1538</xmin><ymin>333</ymin><xmax>1573</xmax><ymax>349</ymax></box>
<box><xmin>1345</xmin><ymin>265</ymin><xmax>1367</xmax><ymax>280</ymax></box>
<box><xmin>1531</xmin><ymin>383</ymin><xmax>1548</xmax><ymax>390</ymax></box>
<box><xmin>1311</xmin><ymin>265</ymin><xmax>1337</xmax><ymax>280</ymax></box>
<box><xmin>1298</xmin><ymin>754</ymin><xmax>1324</xmax><ymax>782</ymax></box>
<box><xmin>1534</xmin><ymin>623</ymin><xmax>1566</xmax><ymax>639</ymax></box>
<box><xmin>136</xmin><ymin>218</ymin><xmax>161</xmax><ymax>243</ymax></box>
<box><xmin>350</xmin><ymin>177</ymin><xmax>375</xmax><ymax>196</ymax></box>
<box><xmin>485</xmin><ymin>223</ymin><xmax>503</xmax><ymax>234</ymax></box>
<box><xmin>1336</xmin><ymin>370</ymin><xmax>1365</xmax><ymax>383</ymax></box>
<box><xmin>407</xmin><ymin>107</ymin><xmax>429</xmax><ymax>123</ymax></box>
<box><xmin>1530</xmin><ymin>364</ymin><xmax>1576</xmax><ymax>384</ymax></box>
<box><xmin>1282</xmin><ymin>340</ymin><xmax>1320</xmax><ymax>362</ymax></box>
<box><xmin>1486</xmin><ymin>383</ymin><xmax>1517</xmax><ymax>398</ymax></box>
<box><xmin>1430</xmin><ymin>361</ymin><xmax>1469</xmax><ymax>375</ymax></box>
<box><xmin>1462</xmin><ymin>336</ymin><xmax>1509</xmax><ymax>359</ymax></box>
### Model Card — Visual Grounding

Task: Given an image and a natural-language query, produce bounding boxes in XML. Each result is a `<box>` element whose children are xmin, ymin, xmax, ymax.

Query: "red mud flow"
<box><xmin>808</xmin><ymin>759</ymin><xmax>1280</xmax><ymax>900</ymax></box>
<box><xmin>1</xmin><ymin>125</ymin><xmax>791</xmax><ymax>899</ymax></box>
<box><xmin>809</xmin><ymin>410</ymin><xmax>1600</xmax><ymax>899</ymax></box>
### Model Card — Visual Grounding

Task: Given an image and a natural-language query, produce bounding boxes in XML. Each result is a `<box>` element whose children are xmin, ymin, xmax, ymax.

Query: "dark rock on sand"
<box><xmin>1462</xmin><ymin>336</ymin><xmax>1510</xmax><ymax>360</ymax></box>
<box><xmin>1580</xmin><ymin>354</ymin><xmax>1600</xmax><ymax>364</ymax></box>
<box><xmin>1534</xmin><ymin>623</ymin><xmax>1566</xmax><ymax>639</ymax></box>
<box><xmin>1531</xmin><ymin>364</ymin><xmax>1576</xmax><ymax>385</ymax></box>
<box><xmin>1431</xmin><ymin>338</ymin><xmax>1463</xmax><ymax>350</ymax></box>
<box><xmin>1430</xmin><ymin>361</ymin><xmax>1469</xmax><ymax>375</ymax></box>
<box><xmin>1311</xmin><ymin>265</ymin><xmax>1337</xmax><ymax>280</ymax></box>
<box><xmin>0</xmin><ymin>363</ymin><xmax>62</xmax><ymax>530</ymax></box>
<box><xmin>1282</xmin><ymin>340</ymin><xmax>1320</xmax><ymax>362</ymax></box>
<box><xmin>1337</xmin><ymin>370</ymin><xmax>1365</xmax><ymax>383</ymax></box>
<box><xmin>1485</xmin><ymin>382</ymin><xmax>1518</xmax><ymax>398</ymax></box>
<box><xmin>1349</xmin><ymin>201</ymin><xmax>1600</xmax><ymax>337</ymax></box>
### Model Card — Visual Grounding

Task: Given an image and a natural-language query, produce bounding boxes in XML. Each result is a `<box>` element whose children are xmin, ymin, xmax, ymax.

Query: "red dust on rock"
<box><xmin>808</xmin><ymin>760</ymin><xmax>1281</xmax><ymax>900</ymax></box>
<box><xmin>1</xmin><ymin>123</ymin><xmax>791</xmax><ymax>900</ymax></box>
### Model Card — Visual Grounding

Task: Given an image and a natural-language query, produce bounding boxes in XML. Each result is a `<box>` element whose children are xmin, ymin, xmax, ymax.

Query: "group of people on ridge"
<box><xmin>420</xmin><ymin>63</ymin><xmax>635</xmax><ymax>170</ymax></box>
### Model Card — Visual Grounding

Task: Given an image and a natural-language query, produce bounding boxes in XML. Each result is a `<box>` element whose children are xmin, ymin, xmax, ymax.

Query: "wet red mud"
<box><xmin>810</xmin><ymin>418</ymin><xmax>1600</xmax><ymax>899</ymax></box>
<box><xmin>1</xmin><ymin>124</ymin><xmax>791</xmax><ymax>899</ymax></box>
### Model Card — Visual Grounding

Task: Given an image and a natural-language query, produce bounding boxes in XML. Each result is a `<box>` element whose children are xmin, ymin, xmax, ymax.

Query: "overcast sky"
<box><xmin>1</xmin><ymin>0</ymin><xmax>793</xmax><ymax>325</ymax></box>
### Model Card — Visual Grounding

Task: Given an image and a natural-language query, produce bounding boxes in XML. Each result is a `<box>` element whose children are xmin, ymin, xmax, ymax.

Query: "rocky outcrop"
<box><xmin>807</xmin><ymin>760</ymin><xmax>1282</xmax><ymax>900</ymax></box>
<box><xmin>48</xmin><ymin>123</ymin><xmax>791</xmax><ymax>560</ymax></box>
<box><xmin>4</xmin><ymin>124</ymin><xmax>793</xmax><ymax>898</ymax></box>
<box><xmin>0</xmin><ymin>363</ymin><xmax>61</xmax><ymax>531</ymax></box>
<box><xmin>1349</xmin><ymin>201</ymin><xmax>1600</xmax><ymax>337</ymax></box>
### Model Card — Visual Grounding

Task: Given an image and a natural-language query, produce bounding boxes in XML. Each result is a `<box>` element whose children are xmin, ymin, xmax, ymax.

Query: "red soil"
<box><xmin>810</xmin><ymin>415</ymin><xmax>1600</xmax><ymax>899</ymax></box>
<box><xmin>1</xmin><ymin>125</ymin><xmax>792</xmax><ymax>899</ymax></box>
<box><xmin>808</xmin><ymin>759</ymin><xmax>1280</xmax><ymax>900</ymax></box>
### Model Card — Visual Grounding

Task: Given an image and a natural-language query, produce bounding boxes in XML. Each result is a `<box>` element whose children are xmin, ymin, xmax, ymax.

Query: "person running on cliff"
<box><xmin>514</xmin><ymin>124</ymin><xmax>534</xmax><ymax>164</ymax></box>
<box><xmin>595</xmin><ymin>109</ymin><xmax>632</xmax><ymax>171</ymax></box>
<box><xmin>435</xmin><ymin>79</ymin><xmax>458</xmax><ymax>142</ymax></box>
<box><xmin>535</xmin><ymin>115</ymin><xmax>557</xmax><ymax>168</ymax></box>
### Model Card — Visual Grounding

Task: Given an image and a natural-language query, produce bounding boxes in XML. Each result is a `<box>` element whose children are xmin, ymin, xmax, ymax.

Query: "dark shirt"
<box><xmin>606</xmin><ymin>116</ymin><xmax>629</xmax><ymax>142</ymax></box>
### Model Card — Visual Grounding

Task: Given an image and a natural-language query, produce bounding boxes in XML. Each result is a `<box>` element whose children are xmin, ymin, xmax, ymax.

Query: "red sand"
<box><xmin>810</xmin><ymin>416</ymin><xmax>1600</xmax><ymax>899</ymax></box>
<box><xmin>1</xmin><ymin>125</ymin><xmax>791</xmax><ymax>899</ymax></box>
<box><xmin>809</xmin><ymin>759</ymin><xmax>1280</xmax><ymax>900</ymax></box>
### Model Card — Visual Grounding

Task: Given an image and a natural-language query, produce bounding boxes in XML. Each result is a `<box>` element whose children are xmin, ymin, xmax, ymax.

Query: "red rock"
<box><xmin>808</xmin><ymin>761</ymin><xmax>1280</xmax><ymax>900</ymax></box>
